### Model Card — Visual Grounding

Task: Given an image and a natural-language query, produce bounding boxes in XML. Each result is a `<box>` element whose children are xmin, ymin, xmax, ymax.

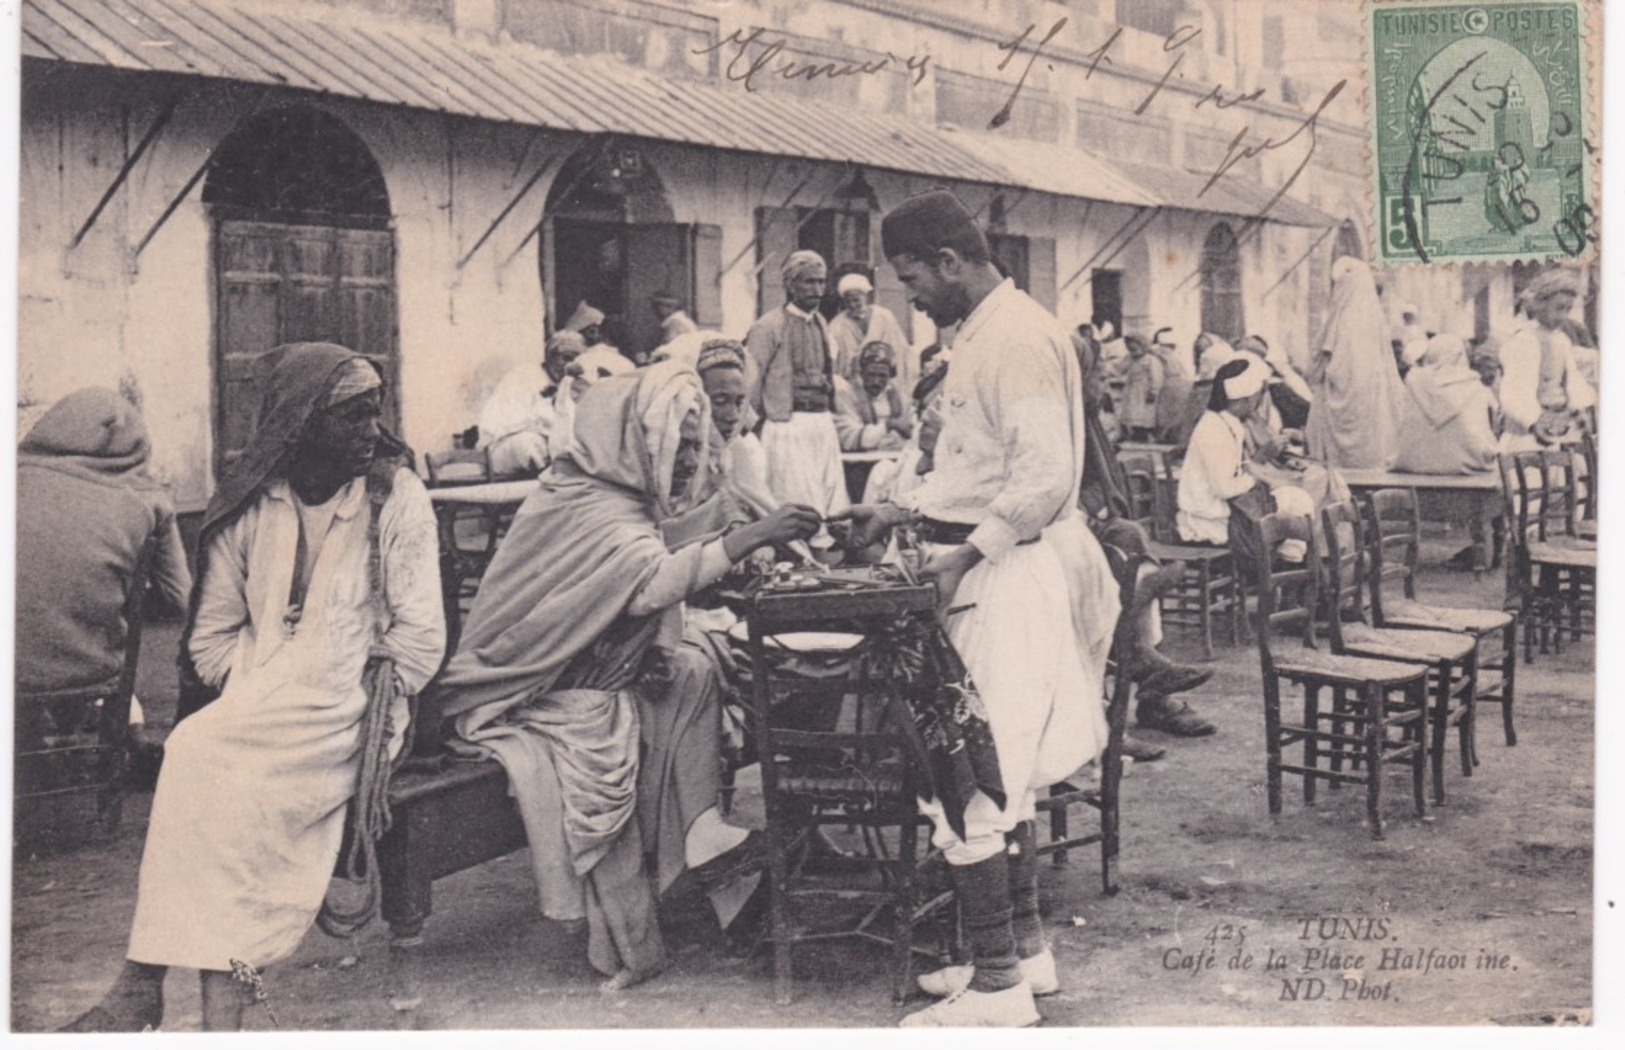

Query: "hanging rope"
<box><xmin>318</xmin><ymin>464</ymin><xmax>413</xmax><ymax>938</ymax></box>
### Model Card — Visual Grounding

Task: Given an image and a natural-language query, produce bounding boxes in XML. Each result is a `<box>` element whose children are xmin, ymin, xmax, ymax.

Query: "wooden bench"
<box><xmin>376</xmin><ymin>689</ymin><xmax>526</xmax><ymax>1022</ymax></box>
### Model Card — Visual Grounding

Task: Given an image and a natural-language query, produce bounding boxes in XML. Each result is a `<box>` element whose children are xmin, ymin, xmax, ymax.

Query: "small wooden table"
<box><xmin>1339</xmin><ymin>469</ymin><xmax>1502</xmax><ymax>575</ymax></box>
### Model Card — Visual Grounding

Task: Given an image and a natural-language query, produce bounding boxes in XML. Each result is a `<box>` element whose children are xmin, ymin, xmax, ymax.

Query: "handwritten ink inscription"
<box><xmin>694</xmin><ymin>27</ymin><xmax>931</xmax><ymax>92</ymax></box>
<box><xmin>695</xmin><ymin>18</ymin><xmax>1352</xmax><ymax>232</ymax></box>
<box><xmin>1157</xmin><ymin>916</ymin><xmax>1521</xmax><ymax>1005</ymax></box>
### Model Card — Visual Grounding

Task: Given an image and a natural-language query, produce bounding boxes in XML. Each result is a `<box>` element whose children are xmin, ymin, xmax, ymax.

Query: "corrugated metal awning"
<box><xmin>1113</xmin><ymin>160</ymin><xmax>1338</xmax><ymax>228</ymax></box>
<box><xmin>21</xmin><ymin>0</ymin><xmax>1322</xmax><ymax>223</ymax></box>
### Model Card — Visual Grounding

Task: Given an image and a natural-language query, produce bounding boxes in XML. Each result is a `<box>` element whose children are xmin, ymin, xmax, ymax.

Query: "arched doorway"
<box><xmin>542</xmin><ymin>140</ymin><xmax>721</xmax><ymax>360</ymax></box>
<box><xmin>203</xmin><ymin>106</ymin><xmax>397</xmax><ymax>478</ymax></box>
<box><xmin>1333</xmin><ymin>219</ymin><xmax>1365</xmax><ymax>261</ymax></box>
<box><xmin>1199</xmin><ymin>222</ymin><xmax>1245</xmax><ymax>343</ymax></box>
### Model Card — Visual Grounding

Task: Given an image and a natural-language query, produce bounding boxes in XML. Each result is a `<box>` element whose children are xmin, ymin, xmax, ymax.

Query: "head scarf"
<box><xmin>1304</xmin><ymin>257</ymin><xmax>1403</xmax><ymax>469</ymax></box>
<box><xmin>1405</xmin><ymin>334</ymin><xmax>1483</xmax><ymax>428</ymax></box>
<box><xmin>837</xmin><ymin>273</ymin><xmax>873</xmax><ymax>296</ymax></box>
<box><xmin>881</xmin><ymin>188</ymin><xmax>989</xmax><ymax>262</ymax></box>
<box><xmin>202</xmin><ymin>343</ymin><xmax>400</xmax><ymax>536</ymax></box>
<box><xmin>1517</xmin><ymin>268</ymin><xmax>1582</xmax><ymax>311</ymax></box>
<box><xmin>437</xmin><ymin>364</ymin><xmax>713</xmax><ymax>723</ymax></box>
<box><xmin>857</xmin><ymin>340</ymin><xmax>897</xmax><ymax>376</ymax></box>
<box><xmin>18</xmin><ymin>387</ymin><xmax>157</xmax><ymax>489</ymax></box>
<box><xmin>781</xmin><ymin>250</ymin><xmax>827</xmax><ymax>283</ymax></box>
<box><xmin>563</xmin><ymin>360</ymin><xmax>711</xmax><ymax>521</ymax></box>
<box><xmin>322</xmin><ymin>358</ymin><xmax>383</xmax><ymax>409</ymax></box>
<box><xmin>564</xmin><ymin>302</ymin><xmax>606</xmax><ymax>332</ymax></box>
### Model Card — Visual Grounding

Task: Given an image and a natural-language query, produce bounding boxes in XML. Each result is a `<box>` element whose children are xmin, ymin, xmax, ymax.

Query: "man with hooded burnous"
<box><xmin>64</xmin><ymin>344</ymin><xmax>446</xmax><ymax>1032</ymax></box>
<box><xmin>845</xmin><ymin>190</ymin><xmax>1120</xmax><ymax>1027</ymax></box>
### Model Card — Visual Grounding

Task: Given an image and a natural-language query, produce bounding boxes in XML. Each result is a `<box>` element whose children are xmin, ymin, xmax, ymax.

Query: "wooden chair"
<box><xmin>1363</xmin><ymin>488</ymin><xmax>1518</xmax><ymax>748</ymax></box>
<box><xmin>424</xmin><ymin>448</ymin><xmax>510</xmax><ymax>624</ymax></box>
<box><xmin>744</xmin><ymin>582</ymin><xmax>941</xmax><ymax>1007</ymax></box>
<box><xmin>423</xmin><ymin>447</ymin><xmax>495</xmax><ymax>488</ymax></box>
<box><xmin>1254</xmin><ymin>512</ymin><xmax>1429</xmax><ymax>839</ymax></box>
<box><xmin>1033</xmin><ymin>546</ymin><xmax>1146</xmax><ymax>894</ymax></box>
<box><xmin>13</xmin><ymin>534</ymin><xmax>156</xmax><ymax>846</ymax></box>
<box><xmin>1498</xmin><ymin>451</ymin><xmax>1596</xmax><ymax>661</ymax></box>
<box><xmin>1123</xmin><ymin>447</ymin><xmax>1245</xmax><ymax>660</ymax></box>
<box><xmin>1320</xmin><ymin>501</ymin><xmax>1478</xmax><ymax>805</ymax></box>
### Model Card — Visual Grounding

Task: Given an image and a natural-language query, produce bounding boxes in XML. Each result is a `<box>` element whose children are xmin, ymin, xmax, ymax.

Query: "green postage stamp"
<box><xmin>1367</xmin><ymin>1</ymin><xmax>1594</xmax><ymax>265</ymax></box>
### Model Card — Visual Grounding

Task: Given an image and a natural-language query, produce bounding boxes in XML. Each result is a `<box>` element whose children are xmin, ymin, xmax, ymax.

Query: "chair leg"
<box><xmin>1429</xmin><ymin>665</ymin><xmax>1448</xmax><ymax>807</ymax></box>
<box><xmin>1409</xmin><ymin>680</ymin><xmax>1428</xmax><ymax>818</ymax></box>
<box><xmin>1049</xmin><ymin>785</ymin><xmax>1069</xmax><ymax>867</ymax></box>
<box><xmin>1198</xmin><ymin>561</ymin><xmax>1215</xmax><ymax>661</ymax></box>
<box><xmin>1264</xmin><ymin>679</ymin><xmax>1283</xmax><ymax>817</ymax></box>
<box><xmin>892</xmin><ymin>819</ymin><xmax>917</xmax><ymax>1006</ymax></box>
<box><xmin>1458</xmin><ymin>654</ymin><xmax>1477</xmax><ymax>777</ymax></box>
<box><xmin>1328</xmin><ymin>685</ymin><xmax>1346</xmax><ymax>788</ymax></box>
<box><xmin>1302</xmin><ymin>683</ymin><xmax>1320</xmax><ymax>807</ymax></box>
<box><xmin>1363</xmin><ymin>683</ymin><xmax>1384</xmax><ymax>840</ymax></box>
<box><xmin>766</xmin><ymin>811</ymin><xmax>795</xmax><ymax>1006</ymax></box>
<box><xmin>1501</xmin><ymin>620</ymin><xmax>1518</xmax><ymax>747</ymax></box>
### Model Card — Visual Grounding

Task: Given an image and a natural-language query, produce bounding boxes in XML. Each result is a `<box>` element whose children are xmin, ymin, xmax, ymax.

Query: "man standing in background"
<box><xmin>745</xmin><ymin>249</ymin><xmax>850</xmax><ymax>545</ymax></box>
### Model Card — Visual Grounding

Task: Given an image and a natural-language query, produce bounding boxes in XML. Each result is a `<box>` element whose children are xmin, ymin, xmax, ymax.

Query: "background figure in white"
<box><xmin>478</xmin><ymin>330</ymin><xmax>586</xmax><ymax>475</ymax></box>
<box><xmin>1305</xmin><ymin>257</ymin><xmax>1405</xmax><ymax>469</ymax></box>
<box><xmin>1496</xmin><ymin>268</ymin><xmax>1595</xmax><ymax>451</ymax></box>
<box><xmin>65</xmin><ymin>345</ymin><xmax>444</xmax><ymax>1033</ymax></box>
<box><xmin>828</xmin><ymin>272</ymin><xmax>915</xmax><ymax>390</ymax></box>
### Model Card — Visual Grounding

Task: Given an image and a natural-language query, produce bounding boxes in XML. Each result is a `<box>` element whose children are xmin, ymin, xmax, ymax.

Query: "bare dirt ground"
<box><xmin>8</xmin><ymin>531</ymin><xmax>1594</xmax><ymax>1031</ymax></box>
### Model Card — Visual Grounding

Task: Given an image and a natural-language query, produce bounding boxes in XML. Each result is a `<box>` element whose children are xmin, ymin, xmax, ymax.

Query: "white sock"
<box><xmin>684</xmin><ymin>806</ymin><xmax>749</xmax><ymax>869</ymax></box>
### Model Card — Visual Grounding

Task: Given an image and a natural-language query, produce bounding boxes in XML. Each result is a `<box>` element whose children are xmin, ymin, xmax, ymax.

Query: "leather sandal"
<box><xmin>1136</xmin><ymin>698</ymin><xmax>1217</xmax><ymax>737</ymax></box>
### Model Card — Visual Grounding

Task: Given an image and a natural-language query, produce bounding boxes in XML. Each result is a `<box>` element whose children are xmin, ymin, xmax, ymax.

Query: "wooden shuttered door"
<box><xmin>691</xmin><ymin>224</ymin><xmax>724</xmax><ymax>328</ymax></box>
<box><xmin>214</xmin><ymin>219</ymin><xmax>399</xmax><ymax>478</ymax></box>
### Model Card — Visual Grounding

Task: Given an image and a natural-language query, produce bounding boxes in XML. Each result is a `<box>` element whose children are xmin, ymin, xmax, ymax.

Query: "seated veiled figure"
<box><xmin>1391</xmin><ymin>334</ymin><xmax>1500</xmax><ymax>475</ymax></box>
<box><xmin>432</xmin><ymin>361</ymin><xmax>821</xmax><ymax>990</ymax></box>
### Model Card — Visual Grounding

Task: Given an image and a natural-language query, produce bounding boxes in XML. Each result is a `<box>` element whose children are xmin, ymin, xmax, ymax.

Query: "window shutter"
<box><xmin>692</xmin><ymin>224</ymin><xmax>724</xmax><ymax>328</ymax></box>
<box><xmin>755</xmin><ymin>206</ymin><xmax>799</xmax><ymax>316</ymax></box>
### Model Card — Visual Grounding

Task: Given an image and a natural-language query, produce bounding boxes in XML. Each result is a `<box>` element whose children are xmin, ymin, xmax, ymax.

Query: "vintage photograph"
<box><xmin>4</xmin><ymin>0</ymin><xmax>1603</xmax><ymax>1033</ymax></box>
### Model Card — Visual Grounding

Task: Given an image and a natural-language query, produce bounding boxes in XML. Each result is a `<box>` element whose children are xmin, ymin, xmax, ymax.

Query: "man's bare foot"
<box><xmin>598</xmin><ymin>953</ymin><xmax>671</xmax><ymax>993</ymax></box>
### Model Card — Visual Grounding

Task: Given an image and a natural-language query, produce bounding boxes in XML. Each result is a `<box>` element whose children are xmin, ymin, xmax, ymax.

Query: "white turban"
<box><xmin>837</xmin><ymin>273</ymin><xmax>873</xmax><ymax>296</ymax></box>
<box><xmin>781</xmin><ymin>250</ymin><xmax>827</xmax><ymax>282</ymax></box>
<box><xmin>1219</xmin><ymin>355</ymin><xmax>1269</xmax><ymax>401</ymax></box>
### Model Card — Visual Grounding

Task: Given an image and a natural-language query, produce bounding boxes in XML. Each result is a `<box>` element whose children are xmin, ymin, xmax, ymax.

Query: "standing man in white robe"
<box><xmin>845</xmin><ymin>190</ymin><xmax>1119</xmax><ymax>1027</ymax></box>
<box><xmin>64</xmin><ymin>344</ymin><xmax>445</xmax><ymax>1032</ymax></box>
<box><xmin>744</xmin><ymin>250</ymin><xmax>850</xmax><ymax>545</ymax></box>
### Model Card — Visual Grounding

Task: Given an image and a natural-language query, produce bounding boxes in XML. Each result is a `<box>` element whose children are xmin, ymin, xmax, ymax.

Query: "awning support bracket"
<box><xmin>719</xmin><ymin>166</ymin><xmax>818</xmax><ymax>280</ymax></box>
<box><xmin>131</xmin><ymin>88</ymin><xmax>272</xmax><ymax>264</ymax></box>
<box><xmin>457</xmin><ymin>148</ymin><xmax>560</xmax><ymax>270</ymax></box>
<box><xmin>69</xmin><ymin>89</ymin><xmax>184</xmax><ymax>252</ymax></box>
<box><xmin>500</xmin><ymin>135</ymin><xmax>618</xmax><ymax>271</ymax></box>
